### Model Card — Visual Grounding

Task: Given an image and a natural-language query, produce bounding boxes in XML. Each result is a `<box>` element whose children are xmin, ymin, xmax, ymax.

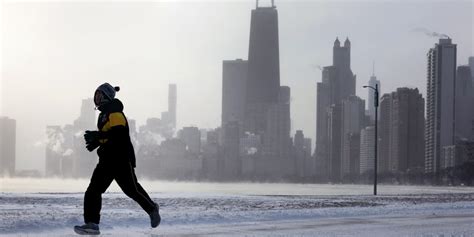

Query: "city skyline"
<box><xmin>1</xmin><ymin>0</ymin><xmax>473</xmax><ymax>172</ymax></box>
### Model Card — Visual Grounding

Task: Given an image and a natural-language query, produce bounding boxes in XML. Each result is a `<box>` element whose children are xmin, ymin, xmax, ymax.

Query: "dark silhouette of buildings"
<box><xmin>0</xmin><ymin>116</ymin><xmax>16</xmax><ymax>176</ymax></box>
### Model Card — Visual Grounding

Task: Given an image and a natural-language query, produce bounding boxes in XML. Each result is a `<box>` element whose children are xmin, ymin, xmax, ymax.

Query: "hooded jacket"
<box><xmin>96</xmin><ymin>98</ymin><xmax>136</xmax><ymax>167</ymax></box>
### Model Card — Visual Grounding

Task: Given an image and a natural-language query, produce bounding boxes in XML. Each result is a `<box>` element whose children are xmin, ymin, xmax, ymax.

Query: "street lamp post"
<box><xmin>363</xmin><ymin>84</ymin><xmax>379</xmax><ymax>196</ymax></box>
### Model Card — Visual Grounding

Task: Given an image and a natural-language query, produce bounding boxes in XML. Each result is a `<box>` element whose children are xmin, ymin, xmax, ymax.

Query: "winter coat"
<box><xmin>96</xmin><ymin>99</ymin><xmax>136</xmax><ymax>167</ymax></box>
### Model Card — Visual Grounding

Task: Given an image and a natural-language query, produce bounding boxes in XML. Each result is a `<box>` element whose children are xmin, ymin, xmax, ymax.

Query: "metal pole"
<box><xmin>374</xmin><ymin>84</ymin><xmax>379</xmax><ymax>196</ymax></box>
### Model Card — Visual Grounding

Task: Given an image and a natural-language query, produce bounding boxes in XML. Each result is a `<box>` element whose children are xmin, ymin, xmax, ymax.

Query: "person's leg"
<box><xmin>84</xmin><ymin>162</ymin><xmax>114</xmax><ymax>224</ymax></box>
<box><xmin>114</xmin><ymin>162</ymin><xmax>155</xmax><ymax>214</ymax></box>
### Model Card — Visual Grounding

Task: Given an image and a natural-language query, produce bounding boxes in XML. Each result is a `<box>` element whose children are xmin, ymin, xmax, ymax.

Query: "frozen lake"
<box><xmin>1</xmin><ymin>178</ymin><xmax>474</xmax><ymax>236</ymax></box>
<box><xmin>2</xmin><ymin>177</ymin><xmax>474</xmax><ymax>195</ymax></box>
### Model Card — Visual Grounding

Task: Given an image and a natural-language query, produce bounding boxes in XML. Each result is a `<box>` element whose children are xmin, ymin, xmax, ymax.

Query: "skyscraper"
<box><xmin>315</xmin><ymin>38</ymin><xmax>356</xmax><ymax>182</ymax></box>
<box><xmin>425</xmin><ymin>38</ymin><xmax>457</xmax><ymax>174</ymax></box>
<box><xmin>245</xmin><ymin>1</ymin><xmax>280</xmax><ymax>134</ymax></box>
<box><xmin>379</xmin><ymin>88</ymin><xmax>425</xmax><ymax>174</ymax></box>
<box><xmin>454</xmin><ymin>65</ymin><xmax>474</xmax><ymax>141</ymax></box>
<box><xmin>333</xmin><ymin>38</ymin><xmax>356</xmax><ymax>99</ymax></box>
<box><xmin>158</xmin><ymin>84</ymin><xmax>177</xmax><ymax>139</ymax></box>
<box><xmin>0</xmin><ymin>116</ymin><xmax>16</xmax><ymax>176</ymax></box>
<box><xmin>222</xmin><ymin>59</ymin><xmax>248</xmax><ymax>128</ymax></box>
<box><xmin>315</xmin><ymin>81</ymin><xmax>329</xmax><ymax>176</ymax></box>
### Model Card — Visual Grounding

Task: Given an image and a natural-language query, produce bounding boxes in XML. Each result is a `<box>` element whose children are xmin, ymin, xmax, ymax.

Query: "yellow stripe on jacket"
<box><xmin>99</xmin><ymin>112</ymin><xmax>127</xmax><ymax>144</ymax></box>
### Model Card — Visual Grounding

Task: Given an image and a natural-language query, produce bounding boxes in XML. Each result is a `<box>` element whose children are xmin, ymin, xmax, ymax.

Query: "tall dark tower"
<box><xmin>315</xmin><ymin>38</ymin><xmax>356</xmax><ymax>182</ymax></box>
<box><xmin>245</xmin><ymin>0</ymin><xmax>280</xmax><ymax>134</ymax></box>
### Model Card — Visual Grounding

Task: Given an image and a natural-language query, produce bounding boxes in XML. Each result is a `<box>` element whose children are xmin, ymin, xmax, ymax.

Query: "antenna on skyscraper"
<box><xmin>256</xmin><ymin>0</ymin><xmax>275</xmax><ymax>8</ymax></box>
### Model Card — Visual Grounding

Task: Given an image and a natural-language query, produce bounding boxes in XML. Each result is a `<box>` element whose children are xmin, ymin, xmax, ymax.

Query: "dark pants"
<box><xmin>84</xmin><ymin>161</ymin><xmax>155</xmax><ymax>224</ymax></box>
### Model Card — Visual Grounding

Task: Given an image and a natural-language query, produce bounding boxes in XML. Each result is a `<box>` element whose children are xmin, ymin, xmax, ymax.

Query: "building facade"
<box><xmin>425</xmin><ymin>38</ymin><xmax>457</xmax><ymax>174</ymax></box>
<box><xmin>360</xmin><ymin>126</ymin><xmax>375</xmax><ymax>174</ymax></box>
<box><xmin>315</xmin><ymin>38</ymin><xmax>356</xmax><ymax>182</ymax></box>
<box><xmin>178</xmin><ymin>127</ymin><xmax>201</xmax><ymax>155</ymax></box>
<box><xmin>340</xmin><ymin>95</ymin><xmax>365</xmax><ymax>179</ymax></box>
<box><xmin>379</xmin><ymin>88</ymin><xmax>425</xmax><ymax>174</ymax></box>
<box><xmin>222</xmin><ymin>59</ymin><xmax>248</xmax><ymax>129</ymax></box>
<box><xmin>454</xmin><ymin>66</ymin><xmax>474</xmax><ymax>141</ymax></box>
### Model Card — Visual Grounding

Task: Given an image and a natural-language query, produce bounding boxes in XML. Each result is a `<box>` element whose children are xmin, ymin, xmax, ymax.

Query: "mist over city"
<box><xmin>1</xmin><ymin>0</ymin><xmax>474</xmax><ymax>236</ymax></box>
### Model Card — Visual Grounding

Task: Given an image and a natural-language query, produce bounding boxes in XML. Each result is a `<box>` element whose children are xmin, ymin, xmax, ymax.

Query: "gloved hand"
<box><xmin>86</xmin><ymin>141</ymin><xmax>100</xmax><ymax>152</ymax></box>
<box><xmin>84</xmin><ymin>130</ymin><xmax>101</xmax><ymax>144</ymax></box>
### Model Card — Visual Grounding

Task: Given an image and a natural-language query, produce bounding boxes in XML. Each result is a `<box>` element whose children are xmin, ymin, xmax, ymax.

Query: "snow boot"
<box><xmin>149</xmin><ymin>202</ymin><xmax>161</xmax><ymax>228</ymax></box>
<box><xmin>74</xmin><ymin>222</ymin><xmax>100</xmax><ymax>235</ymax></box>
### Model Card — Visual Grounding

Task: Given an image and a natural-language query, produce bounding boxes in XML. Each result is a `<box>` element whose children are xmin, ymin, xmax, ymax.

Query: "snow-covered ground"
<box><xmin>1</xmin><ymin>178</ymin><xmax>474</xmax><ymax>236</ymax></box>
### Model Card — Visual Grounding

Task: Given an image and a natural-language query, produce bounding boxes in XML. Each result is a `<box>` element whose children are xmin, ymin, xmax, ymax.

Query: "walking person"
<box><xmin>74</xmin><ymin>83</ymin><xmax>160</xmax><ymax>235</ymax></box>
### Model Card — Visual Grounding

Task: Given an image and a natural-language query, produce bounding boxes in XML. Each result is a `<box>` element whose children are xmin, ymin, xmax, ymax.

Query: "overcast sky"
<box><xmin>1</xmin><ymin>0</ymin><xmax>473</xmax><ymax>172</ymax></box>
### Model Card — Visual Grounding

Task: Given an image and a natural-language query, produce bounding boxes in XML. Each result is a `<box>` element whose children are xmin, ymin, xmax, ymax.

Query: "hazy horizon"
<box><xmin>1</xmin><ymin>0</ymin><xmax>473</xmax><ymax>173</ymax></box>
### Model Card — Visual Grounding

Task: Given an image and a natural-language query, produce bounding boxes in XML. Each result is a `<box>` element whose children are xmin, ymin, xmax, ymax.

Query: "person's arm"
<box><xmin>84</xmin><ymin>112</ymin><xmax>128</xmax><ymax>151</ymax></box>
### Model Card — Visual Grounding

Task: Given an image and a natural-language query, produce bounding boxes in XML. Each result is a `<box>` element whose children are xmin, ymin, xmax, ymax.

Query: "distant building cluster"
<box><xmin>4</xmin><ymin>1</ymin><xmax>474</xmax><ymax>185</ymax></box>
<box><xmin>44</xmin><ymin>98</ymin><xmax>97</xmax><ymax>178</ymax></box>
<box><xmin>136</xmin><ymin>2</ymin><xmax>313</xmax><ymax>182</ymax></box>
<box><xmin>315</xmin><ymin>37</ymin><xmax>474</xmax><ymax>184</ymax></box>
<box><xmin>216</xmin><ymin>2</ymin><xmax>314</xmax><ymax>181</ymax></box>
<box><xmin>424</xmin><ymin>39</ymin><xmax>474</xmax><ymax>183</ymax></box>
<box><xmin>43</xmin><ymin>84</ymin><xmax>179</xmax><ymax>179</ymax></box>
